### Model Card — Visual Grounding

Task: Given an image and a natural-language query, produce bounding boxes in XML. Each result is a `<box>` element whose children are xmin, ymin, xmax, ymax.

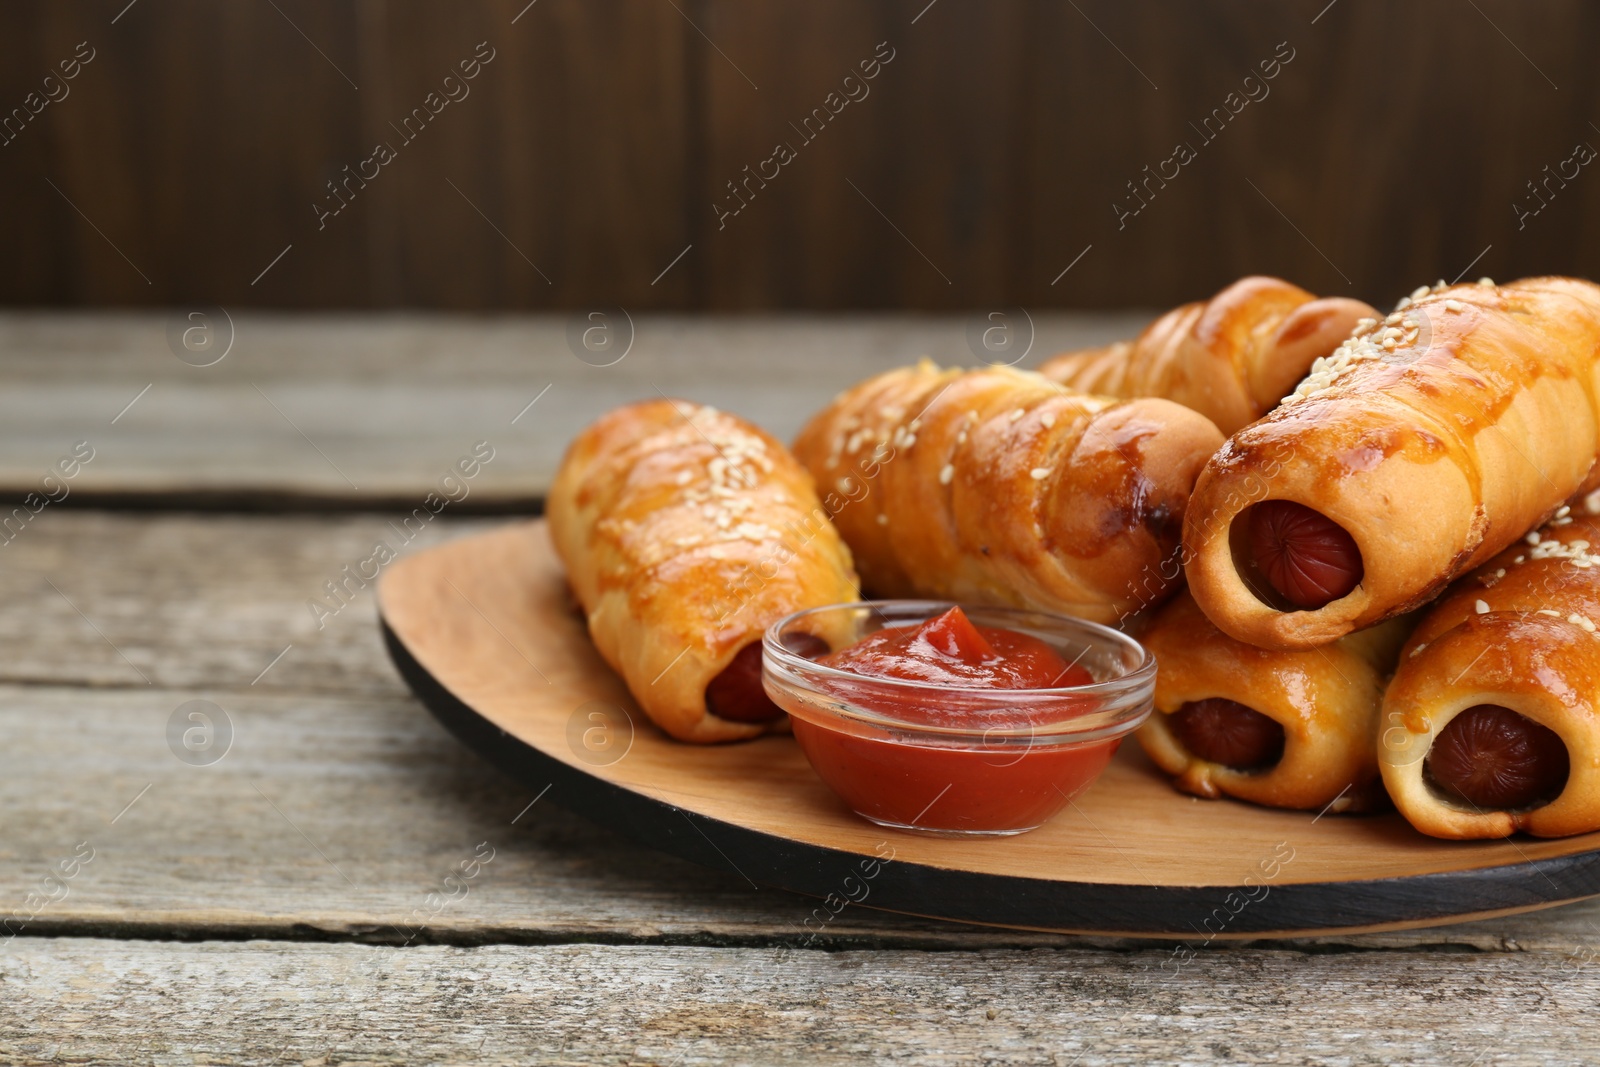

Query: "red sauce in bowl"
<box><xmin>783</xmin><ymin>607</ymin><xmax>1127</xmax><ymax>835</ymax></box>
<box><xmin>819</xmin><ymin>604</ymin><xmax>1093</xmax><ymax>690</ymax></box>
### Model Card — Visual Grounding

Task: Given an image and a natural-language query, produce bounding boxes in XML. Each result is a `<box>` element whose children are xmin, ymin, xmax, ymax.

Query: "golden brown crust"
<box><xmin>547</xmin><ymin>399</ymin><xmax>858</xmax><ymax>743</ymax></box>
<box><xmin>1381</xmin><ymin>512</ymin><xmax>1600</xmax><ymax>838</ymax></box>
<box><xmin>1185</xmin><ymin>276</ymin><xmax>1600</xmax><ymax>650</ymax></box>
<box><xmin>1037</xmin><ymin>276</ymin><xmax>1376</xmax><ymax>436</ymax></box>
<box><xmin>1137</xmin><ymin>591</ymin><xmax>1406</xmax><ymax>811</ymax></box>
<box><xmin>792</xmin><ymin>361</ymin><xmax>1225</xmax><ymax>623</ymax></box>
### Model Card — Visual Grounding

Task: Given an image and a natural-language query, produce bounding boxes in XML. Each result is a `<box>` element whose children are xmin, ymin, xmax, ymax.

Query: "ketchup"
<box><xmin>788</xmin><ymin>607</ymin><xmax>1119</xmax><ymax>835</ymax></box>
<box><xmin>820</xmin><ymin>605</ymin><xmax>1093</xmax><ymax>689</ymax></box>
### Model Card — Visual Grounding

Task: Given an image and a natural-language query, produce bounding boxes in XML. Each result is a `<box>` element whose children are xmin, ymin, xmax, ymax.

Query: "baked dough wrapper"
<box><xmin>1038</xmin><ymin>275</ymin><xmax>1376</xmax><ymax>436</ymax></box>
<box><xmin>1185</xmin><ymin>276</ymin><xmax>1600</xmax><ymax>650</ymax></box>
<box><xmin>792</xmin><ymin>361</ymin><xmax>1225</xmax><ymax>624</ymax></box>
<box><xmin>548</xmin><ymin>399</ymin><xmax>859</xmax><ymax>743</ymax></box>
<box><xmin>1139</xmin><ymin>591</ymin><xmax>1407</xmax><ymax>812</ymax></box>
<box><xmin>1382</xmin><ymin>510</ymin><xmax>1600</xmax><ymax>838</ymax></box>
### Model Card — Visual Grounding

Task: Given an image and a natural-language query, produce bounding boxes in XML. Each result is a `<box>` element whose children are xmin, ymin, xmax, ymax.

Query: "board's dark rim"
<box><xmin>381</xmin><ymin>616</ymin><xmax>1600</xmax><ymax>937</ymax></box>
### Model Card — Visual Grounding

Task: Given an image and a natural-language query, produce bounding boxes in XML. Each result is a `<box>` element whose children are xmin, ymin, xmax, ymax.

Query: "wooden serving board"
<box><xmin>378</xmin><ymin>521</ymin><xmax>1600</xmax><ymax>938</ymax></box>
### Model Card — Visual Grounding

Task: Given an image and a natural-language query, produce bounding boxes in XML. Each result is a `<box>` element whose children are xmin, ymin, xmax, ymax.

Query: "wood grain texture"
<box><xmin>369</xmin><ymin>0</ymin><xmax>695</xmax><ymax>309</ymax></box>
<box><xmin>4</xmin><ymin>938</ymin><xmax>1600</xmax><ymax>1066</ymax></box>
<box><xmin>6</xmin><ymin>511</ymin><xmax>1600</xmax><ymax>950</ymax></box>
<box><xmin>0</xmin><ymin>0</ymin><xmax>692</xmax><ymax>309</ymax></box>
<box><xmin>0</xmin><ymin>510</ymin><xmax>476</xmax><ymax>696</ymax></box>
<box><xmin>6</xmin><ymin>679</ymin><xmax>1600</xmax><ymax>954</ymax></box>
<box><xmin>0</xmin><ymin>682</ymin><xmax>970</xmax><ymax>948</ymax></box>
<box><xmin>1027</xmin><ymin>0</ymin><xmax>1600</xmax><ymax>310</ymax></box>
<box><xmin>5</xmin><ymin>1</ymin><xmax>1600</xmax><ymax>309</ymax></box>
<box><xmin>0</xmin><ymin>311</ymin><xmax>1150</xmax><ymax>502</ymax></box>
<box><xmin>698</xmin><ymin>0</ymin><xmax>1033</xmax><ymax>307</ymax></box>
<box><xmin>8</xmin><ymin>0</ymin><xmax>371</xmax><ymax>305</ymax></box>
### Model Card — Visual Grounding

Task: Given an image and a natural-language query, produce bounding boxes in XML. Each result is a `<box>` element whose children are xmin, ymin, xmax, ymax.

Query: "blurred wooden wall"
<box><xmin>2</xmin><ymin>0</ymin><xmax>1599</xmax><ymax>310</ymax></box>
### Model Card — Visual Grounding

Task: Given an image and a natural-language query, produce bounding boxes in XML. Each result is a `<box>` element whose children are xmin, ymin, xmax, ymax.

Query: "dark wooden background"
<box><xmin>3</xmin><ymin>0</ymin><xmax>1598</xmax><ymax>311</ymax></box>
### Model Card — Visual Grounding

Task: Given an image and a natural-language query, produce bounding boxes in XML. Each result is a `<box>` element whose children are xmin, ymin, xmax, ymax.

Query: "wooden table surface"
<box><xmin>5</xmin><ymin>312</ymin><xmax>1599</xmax><ymax>1065</ymax></box>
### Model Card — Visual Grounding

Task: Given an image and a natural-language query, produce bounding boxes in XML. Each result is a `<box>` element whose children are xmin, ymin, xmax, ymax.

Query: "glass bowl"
<box><xmin>762</xmin><ymin>600</ymin><xmax>1155</xmax><ymax>837</ymax></box>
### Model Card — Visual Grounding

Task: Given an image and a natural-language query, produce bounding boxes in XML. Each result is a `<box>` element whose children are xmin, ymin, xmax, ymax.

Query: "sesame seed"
<box><xmin>1411</xmin><ymin>285</ymin><xmax>1430</xmax><ymax>300</ymax></box>
<box><xmin>1444</xmin><ymin>299</ymin><xmax>1465</xmax><ymax>313</ymax></box>
<box><xmin>1475</xmin><ymin>599</ymin><xmax>1490</xmax><ymax>614</ymax></box>
<box><xmin>1558</xmin><ymin>505</ymin><xmax>1572</xmax><ymax>518</ymax></box>
<box><xmin>876</xmin><ymin>513</ymin><xmax>888</xmax><ymax>526</ymax></box>
<box><xmin>1009</xmin><ymin>408</ymin><xmax>1025</xmax><ymax>422</ymax></box>
<box><xmin>1572</xmin><ymin>613</ymin><xmax>1598</xmax><ymax>633</ymax></box>
<box><xmin>1538</xmin><ymin>609</ymin><xmax>1563</xmax><ymax>617</ymax></box>
<box><xmin>939</xmin><ymin>464</ymin><xmax>955</xmax><ymax>485</ymax></box>
<box><xmin>1409</xmin><ymin>642</ymin><xmax>1428</xmax><ymax>657</ymax></box>
<box><xmin>836</xmin><ymin>476</ymin><xmax>854</xmax><ymax>493</ymax></box>
<box><xmin>1525</xmin><ymin>539</ymin><xmax>1600</xmax><ymax>568</ymax></box>
<box><xmin>1527</xmin><ymin>531</ymin><xmax>1542</xmax><ymax>545</ymax></box>
<box><xmin>1394</xmin><ymin>297</ymin><xmax>1413</xmax><ymax>312</ymax></box>
<box><xmin>1041</xmin><ymin>412</ymin><xmax>1056</xmax><ymax>429</ymax></box>
<box><xmin>1029</xmin><ymin>467</ymin><xmax>1052</xmax><ymax>480</ymax></box>
<box><xmin>1478</xmin><ymin>277</ymin><xmax>1495</xmax><ymax>287</ymax></box>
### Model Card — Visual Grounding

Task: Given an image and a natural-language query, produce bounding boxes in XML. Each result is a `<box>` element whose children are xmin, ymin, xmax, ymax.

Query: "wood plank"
<box><xmin>1026</xmin><ymin>0</ymin><xmax>1600</xmax><ymax>311</ymax></box>
<box><xmin>6</xmin><ymin>680</ymin><xmax>1600</xmax><ymax>953</ymax></box>
<box><xmin>374</xmin><ymin>0</ymin><xmax>695</xmax><ymax>310</ymax></box>
<box><xmin>7</xmin><ymin>511</ymin><xmax>1600</xmax><ymax>948</ymax></box>
<box><xmin>10</xmin><ymin>0</ymin><xmax>371</xmax><ymax>306</ymax></box>
<box><xmin>0</xmin><ymin>682</ymin><xmax>975</xmax><ymax>947</ymax></box>
<box><xmin>7</xmin><ymin>2</ymin><xmax>1600</xmax><ymax>310</ymax></box>
<box><xmin>0</xmin><ymin>1</ymin><xmax>692</xmax><ymax>309</ymax></box>
<box><xmin>3</xmin><ymin>937</ymin><xmax>1599</xmax><ymax>1064</ymax></box>
<box><xmin>0</xmin><ymin>311</ymin><xmax>1151</xmax><ymax>501</ymax></box>
<box><xmin>0</xmin><ymin>517</ymin><xmax>1596</xmax><ymax>949</ymax></box>
<box><xmin>0</xmin><ymin>511</ymin><xmax>474</xmax><ymax>696</ymax></box>
<box><xmin>698</xmin><ymin>0</ymin><xmax>1033</xmax><ymax>309</ymax></box>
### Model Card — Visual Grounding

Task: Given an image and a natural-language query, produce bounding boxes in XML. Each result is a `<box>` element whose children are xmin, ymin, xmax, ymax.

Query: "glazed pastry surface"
<box><xmin>1038</xmin><ymin>275</ymin><xmax>1375</xmax><ymax>436</ymax></box>
<box><xmin>793</xmin><ymin>361</ymin><xmax>1224</xmax><ymax>623</ymax></box>
<box><xmin>1185</xmin><ymin>276</ymin><xmax>1600</xmax><ymax>649</ymax></box>
<box><xmin>548</xmin><ymin>399</ymin><xmax>859</xmax><ymax>743</ymax></box>
<box><xmin>1139</xmin><ymin>591</ymin><xmax>1407</xmax><ymax>812</ymax></box>
<box><xmin>1382</xmin><ymin>509</ymin><xmax>1600</xmax><ymax>838</ymax></box>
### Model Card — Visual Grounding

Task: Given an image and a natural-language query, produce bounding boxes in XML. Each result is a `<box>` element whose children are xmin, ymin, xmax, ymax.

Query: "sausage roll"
<box><xmin>548</xmin><ymin>399</ymin><xmax>859</xmax><ymax>743</ymax></box>
<box><xmin>1038</xmin><ymin>276</ymin><xmax>1376</xmax><ymax>436</ymax></box>
<box><xmin>1185</xmin><ymin>276</ymin><xmax>1600</xmax><ymax>650</ymax></box>
<box><xmin>1381</xmin><ymin>509</ymin><xmax>1600</xmax><ymax>838</ymax></box>
<box><xmin>1138</xmin><ymin>591</ymin><xmax>1408</xmax><ymax>812</ymax></box>
<box><xmin>792</xmin><ymin>361</ymin><xmax>1225</xmax><ymax>623</ymax></box>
